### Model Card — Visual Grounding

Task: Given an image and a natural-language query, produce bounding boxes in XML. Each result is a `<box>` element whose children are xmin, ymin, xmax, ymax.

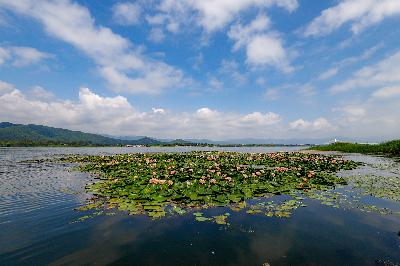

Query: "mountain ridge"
<box><xmin>1</xmin><ymin>122</ymin><xmax>377</xmax><ymax>146</ymax></box>
<box><xmin>0</xmin><ymin>122</ymin><xmax>162</xmax><ymax>146</ymax></box>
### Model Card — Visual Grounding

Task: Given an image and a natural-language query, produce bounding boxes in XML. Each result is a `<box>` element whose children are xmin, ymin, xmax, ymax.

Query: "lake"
<box><xmin>0</xmin><ymin>147</ymin><xmax>399</xmax><ymax>265</ymax></box>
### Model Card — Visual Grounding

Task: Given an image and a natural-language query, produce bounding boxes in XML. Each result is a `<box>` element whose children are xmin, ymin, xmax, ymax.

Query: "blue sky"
<box><xmin>1</xmin><ymin>0</ymin><xmax>400</xmax><ymax>140</ymax></box>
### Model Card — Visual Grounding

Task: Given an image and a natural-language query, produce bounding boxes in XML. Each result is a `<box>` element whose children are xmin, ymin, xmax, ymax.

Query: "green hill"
<box><xmin>0</xmin><ymin>122</ymin><xmax>161</xmax><ymax>146</ymax></box>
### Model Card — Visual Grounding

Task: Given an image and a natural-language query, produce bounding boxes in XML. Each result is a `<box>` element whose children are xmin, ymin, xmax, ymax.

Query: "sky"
<box><xmin>0</xmin><ymin>0</ymin><xmax>400</xmax><ymax>141</ymax></box>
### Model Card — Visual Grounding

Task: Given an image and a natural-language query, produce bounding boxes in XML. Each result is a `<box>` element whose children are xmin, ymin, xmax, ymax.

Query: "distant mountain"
<box><xmin>0</xmin><ymin>122</ymin><xmax>162</xmax><ymax>146</ymax></box>
<box><xmin>184</xmin><ymin>137</ymin><xmax>359</xmax><ymax>145</ymax></box>
<box><xmin>0</xmin><ymin>122</ymin><xmax>373</xmax><ymax>147</ymax></box>
<box><xmin>168</xmin><ymin>139</ymin><xmax>194</xmax><ymax>145</ymax></box>
<box><xmin>102</xmin><ymin>134</ymin><xmax>148</xmax><ymax>141</ymax></box>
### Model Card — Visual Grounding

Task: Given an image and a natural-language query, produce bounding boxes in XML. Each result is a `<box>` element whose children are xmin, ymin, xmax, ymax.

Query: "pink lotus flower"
<box><xmin>225</xmin><ymin>176</ymin><xmax>233</xmax><ymax>182</ymax></box>
<box><xmin>149</xmin><ymin>178</ymin><xmax>167</xmax><ymax>185</ymax></box>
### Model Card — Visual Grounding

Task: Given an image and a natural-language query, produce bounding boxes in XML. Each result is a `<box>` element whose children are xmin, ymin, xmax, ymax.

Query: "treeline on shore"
<box><xmin>311</xmin><ymin>140</ymin><xmax>400</xmax><ymax>156</ymax></box>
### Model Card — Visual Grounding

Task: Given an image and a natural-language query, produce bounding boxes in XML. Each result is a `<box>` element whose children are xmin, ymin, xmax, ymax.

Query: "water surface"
<box><xmin>0</xmin><ymin>147</ymin><xmax>399</xmax><ymax>265</ymax></box>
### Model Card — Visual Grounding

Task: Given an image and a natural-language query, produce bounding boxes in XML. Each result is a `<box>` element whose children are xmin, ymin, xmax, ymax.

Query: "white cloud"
<box><xmin>146</xmin><ymin>14</ymin><xmax>167</xmax><ymax>25</ymax></box>
<box><xmin>333</xmin><ymin>105</ymin><xmax>366</xmax><ymax>123</ymax></box>
<box><xmin>195</xmin><ymin>107</ymin><xmax>219</xmax><ymax>120</ymax></box>
<box><xmin>228</xmin><ymin>14</ymin><xmax>270</xmax><ymax>51</ymax></box>
<box><xmin>248</xmin><ymin>35</ymin><xmax>291</xmax><ymax>71</ymax></box>
<box><xmin>0</xmin><ymin>82</ymin><xmax>284</xmax><ymax>139</ymax></box>
<box><xmin>0</xmin><ymin>0</ymin><xmax>184</xmax><ymax>94</ymax></box>
<box><xmin>263</xmin><ymin>83</ymin><xmax>314</xmax><ymax>102</ymax></box>
<box><xmin>0</xmin><ymin>80</ymin><xmax>15</xmax><ymax>95</ymax></box>
<box><xmin>304</xmin><ymin>0</ymin><xmax>400</xmax><ymax>37</ymax></box>
<box><xmin>155</xmin><ymin>0</ymin><xmax>298</xmax><ymax>33</ymax></box>
<box><xmin>332</xmin><ymin>99</ymin><xmax>400</xmax><ymax>139</ymax></box>
<box><xmin>28</xmin><ymin>86</ymin><xmax>55</xmax><ymax>101</ymax></box>
<box><xmin>239</xmin><ymin>112</ymin><xmax>281</xmax><ymax>125</ymax></box>
<box><xmin>330</xmin><ymin>51</ymin><xmax>400</xmax><ymax>94</ymax></box>
<box><xmin>289</xmin><ymin>118</ymin><xmax>332</xmax><ymax>131</ymax></box>
<box><xmin>2</xmin><ymin>80</ymin><xmax>400</xmax><ymax>140</ymax></box>
<box><xmin>372</xmin><ymin>86</ymin><xmax>400</xmax><ymax>99</ymax></box>
<box><xmin>112</xmin><ymin>2</ymin><xmax>141</xmax><ymax>25</ymax></box>
<box><xmin>228</xmin><ymin>15</ymin><xmax>292</xmax><ymax>72</ymax></box>
<box><xmin>10</xmin><ymin>46</ymin><xmax>52</xmax><ymax>67</ymax></box>
<box><xmin>318</xmin><ymin>67</ymin><xmax>338</xmax><ymax>80</ymax></box>
<box><xmin>152</xmin><ymin>107</ymin><xmax>165</xmax><ymax>114</ymax></box>
<box><xmin>0</xmin><ymin>47</ymin><xmax>10</xmax><ymax>65</ymax></box>
<box><xmin>318</xmin><ymin>44</ymin><xmax>382</xmax><ymax>81</ymax></box>
<box><xmin>340</xmin><ymin>106</ymin><xmax>366</xmax><ymax>117</ymax></box>
<box><xmin>0</xmin><ymin>46</ymin><xmax>51</xmax><ymax>67</ymax></box>
<box><xmin>289</xmin><ymin>119</ymin><xmax>310</xmax><ymax>129</ymax></box>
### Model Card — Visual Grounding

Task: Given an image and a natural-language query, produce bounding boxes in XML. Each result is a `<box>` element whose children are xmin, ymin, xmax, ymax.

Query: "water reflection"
<box><xmin>0</xmin><ymin>147</ymin><xmax>399</xmax><ymax>265</ymax></box>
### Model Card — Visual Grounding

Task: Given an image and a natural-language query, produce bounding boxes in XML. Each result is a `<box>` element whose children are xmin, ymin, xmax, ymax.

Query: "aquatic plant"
<box><xmin>62</xmin><ymin>151</ymin><xmax>362</xmax><ymax>221</ymax></box>
<box><xmin>311</xmin><ymin>140</ymin><xmax>400</xmax><ymax>156</ymax></box>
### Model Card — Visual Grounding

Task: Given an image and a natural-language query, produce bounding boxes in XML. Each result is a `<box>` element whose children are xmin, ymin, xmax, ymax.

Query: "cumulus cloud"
<box><xmin>228</xmin><ymin>15</ymin><xmax>292</xmax><ymax>72</ymax></box>
<box><xmin>0</xmin><ymin>0</ymin><xmax>184</xmax><ymax>94</ymax></box>
<box><xmin>27</xmin><ymin>86</ymin><xmax>55</xmax><ymax>101</ymax></box>
<box><xmin>330</xmin><ymin>51</ymin><xmax>400</xmax><ymax>94</ymax></box>
<box><xmin>0</xmin><ymin>80</ymin><xmax>15</xmax><ymax>94</ymax></box>
<box><xmin>246</xmin><ymin>34</ymin><xmax>291</xmax><ymax>72</ymax></box>
<box><xmin>2</xmin><ymin>80</ymin><xmax>400</xmax><ymax>140</ymax></box>
<box><xmin>152</xmin><ymin>107</ymin><xmax>165</xmax><ymax>114</ymax></box>
<box><xmin>239</xmin><ymin>112</ymin><xmax>281</xmax><ymax>125</ymax></box>
<box><xmin>195</xmin><ymin>107</ymin><xmax>220</xmax><ymax>120</ymax></box>
<box><xmin>332</xmin><ymin>98</ymin><xmax>400</xmax><ymax>139</ymax></box>
<box><xmin>0</xmin><ymin>46</ymin><xmax>51</xmax><ymax>67</ymax></box>
<box><xmin>228</xmin><ymin>14</ymin><xmax>270</xmax><ymax>51</ymax></box>
<box><xmin>112</xmin><ymin>2</ymin><xmax>141</xmax><ymax>25</ymax></box>
<box><xmin>0</xmin><ymin>82</ymin><xmax>284</xmax><ymax>139</ymax></box>
<box><xmin>289</xmin><ymin>118</ymin><xmax>332</xmax><ymax>131</ymax></box>
<box><xmin>304</xmin><ymin>0</ymin><xmax>400</xmax><ymax>37</ymax></box>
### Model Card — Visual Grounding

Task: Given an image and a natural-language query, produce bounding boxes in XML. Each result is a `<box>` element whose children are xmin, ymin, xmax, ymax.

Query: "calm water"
<box><xmin>0</xmin><ymin>147</ymin><xmax>399</xmax><ymax>266</ymax></box>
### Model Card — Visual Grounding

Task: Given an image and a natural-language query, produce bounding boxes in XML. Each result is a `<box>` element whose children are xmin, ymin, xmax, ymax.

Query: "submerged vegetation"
<box><xmin>311</xmin><ymin>140</ymin><xmax>400</xmax><ymax>156</ymax></box>
<box><xmin>61</xmin><ymin>151</ymin><xmax>382</xmax><ymax>223</ymax></box>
